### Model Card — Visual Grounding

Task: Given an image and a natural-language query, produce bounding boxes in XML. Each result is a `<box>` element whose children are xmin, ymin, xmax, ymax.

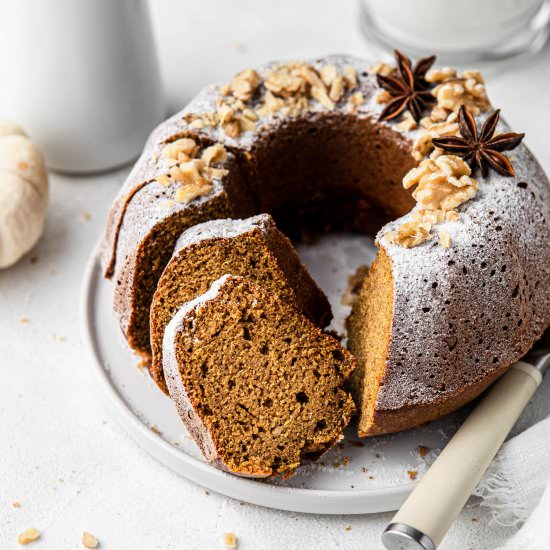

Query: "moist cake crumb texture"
<box><xmin>163</xmin><ymin>275</ymin><xmax>355</xmax><ymax>478</ymax></box>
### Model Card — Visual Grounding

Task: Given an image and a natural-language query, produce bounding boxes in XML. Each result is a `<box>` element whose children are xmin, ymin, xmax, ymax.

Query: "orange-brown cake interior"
<box><xmin>347</xmin><ymin>247</ymin><xmax>394</xmax><ymax>437</ymax></box>
<box><xmin>164</xmin><ymin>276</ymin><xmax>356</xmax><ymax>478</ymax></box>
<box><xmin>150</xmin><ymin>215</ymin><xmax>331</xmax><ymax>392</ymax></box>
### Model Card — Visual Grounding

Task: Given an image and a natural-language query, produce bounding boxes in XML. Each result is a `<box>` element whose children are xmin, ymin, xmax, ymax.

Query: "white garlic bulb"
<box><xmin>0</xmin><ymin>121</ymin><xmax>48</xmax><ymax>268</ymax></box>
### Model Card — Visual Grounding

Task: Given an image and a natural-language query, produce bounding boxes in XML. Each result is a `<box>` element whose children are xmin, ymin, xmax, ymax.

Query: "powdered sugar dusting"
<box><xmin>173</xmin><ymin>214</ymin><xmax>273</xmax><ymax>253</ymax></box>
<box><xmin>378</xmin><ymin>130</ymin><xmax>550</xmax><ymax>410</ymax></box>
<box><xmin>164</xmin><ymin>275</ymin><xmax>233</xmax><ymax>352</ymax></box>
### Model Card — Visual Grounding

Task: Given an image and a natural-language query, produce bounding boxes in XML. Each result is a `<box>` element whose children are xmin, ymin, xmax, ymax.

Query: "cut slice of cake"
<box><xmin>346</xmin><ymin>247</ymin><xmax>394</xmax><ymax>437</ymax></box>
<box><xmin>150</xmin><ymin>214</ymin><xmax>331</xmax><ymax>393</ymax></box>
<box><xmin>163</xmin><ymin>275</ymin><xmax>355</xmax><ymax>479</ymax></box>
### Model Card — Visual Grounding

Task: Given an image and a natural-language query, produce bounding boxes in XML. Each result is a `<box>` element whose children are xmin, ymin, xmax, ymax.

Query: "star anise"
<box><xmin>377</xmin><ymin>50</ymin><xmax>436</xmax><ymax>122</ymax></box>
<box><xmin>432</xmin><ymin>105</ymin><xmax>524</xmax><ymax>177</ymax></box>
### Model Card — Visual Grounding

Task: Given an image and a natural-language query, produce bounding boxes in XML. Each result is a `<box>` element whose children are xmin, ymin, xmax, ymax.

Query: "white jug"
<box><xmin>0</xmin><ymin>0</ymin><xmax>166</xmax><ymax>173</ymax></box>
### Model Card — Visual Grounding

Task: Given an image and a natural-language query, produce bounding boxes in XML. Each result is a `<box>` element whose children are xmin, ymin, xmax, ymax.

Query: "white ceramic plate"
<box><xmin>80</xmin><ymin>233</ymin><xmax>549</xmax><ymax>514</ymax></box>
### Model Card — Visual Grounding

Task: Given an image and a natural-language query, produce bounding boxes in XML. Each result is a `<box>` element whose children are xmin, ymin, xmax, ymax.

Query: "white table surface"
<box><xmin>2</xmin><ymin>1</ymin><xmax>549</xmax><ymax>548</ymax></box>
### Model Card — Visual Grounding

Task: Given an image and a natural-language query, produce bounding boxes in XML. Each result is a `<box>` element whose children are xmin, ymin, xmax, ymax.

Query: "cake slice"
<box><xmin>163</xmin><ymin>275</ymin><xmax>355</xmax><ymax>479</ymax></box>
<box><xmin>346</xmin><ymin>247</ymin><xmax>394</xmax><ymax>436</ymax></box>
<box><xmin>150</xmin><ymin>214</ymin><xmax>331</xmax><ymax>392</ymax></box>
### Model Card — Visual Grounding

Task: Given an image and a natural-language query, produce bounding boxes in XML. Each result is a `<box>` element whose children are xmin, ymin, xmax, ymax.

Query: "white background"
<box><xmin>1</xmin><ymin>1</ymin><xmax>549</xmax><ymax>548</ymax></box>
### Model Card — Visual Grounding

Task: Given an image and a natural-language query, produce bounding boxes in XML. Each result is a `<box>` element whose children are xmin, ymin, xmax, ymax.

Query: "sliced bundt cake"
<box><xmin>163</xmin><ymin>275</ymin><xmax>355</xmax><ymax>478</ymax></box>
<box><xmin>103</xmin><ymin>52</ymin><xmax>550</xmax><ymax>438</ymax></box>
<box><xmin>150</xmin><ymin>214</ymin><xmax>331</xmax><ymax>392</ymax></box>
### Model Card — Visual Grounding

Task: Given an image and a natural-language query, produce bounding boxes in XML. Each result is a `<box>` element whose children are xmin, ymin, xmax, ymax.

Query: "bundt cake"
<box><xmin>150</xmin><ymin>213</ymin><xmax>331</xmax><ymax>393</ymax></box>
<box><xmin>102</xmin><ymin>51</ymin><xmax>550</xmax><ymax>438</ymax></box>
<box><xmin>163</xmin><ymin>274</ymin><xmax>356</xmax><ymax>478</ymax></box>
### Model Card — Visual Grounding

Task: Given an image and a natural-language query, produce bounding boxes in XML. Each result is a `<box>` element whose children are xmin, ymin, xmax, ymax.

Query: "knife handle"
<box><xmin>382</xmin><ymin>361</ymin><xmax>542</xmax><ymax>550</ymax></box>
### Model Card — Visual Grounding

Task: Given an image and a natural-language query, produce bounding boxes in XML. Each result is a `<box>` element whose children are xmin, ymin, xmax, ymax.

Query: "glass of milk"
<box><xmin>359</xmin><ymin>0</ymin><xmax>550</xmax><ymax>62</ymax></box>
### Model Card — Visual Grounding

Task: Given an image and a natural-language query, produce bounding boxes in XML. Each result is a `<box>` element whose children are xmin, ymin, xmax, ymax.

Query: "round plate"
<box><xmin>79</xmin><ymin>234</ymin><xmax>484</xmax><ymax>514</ymax></box>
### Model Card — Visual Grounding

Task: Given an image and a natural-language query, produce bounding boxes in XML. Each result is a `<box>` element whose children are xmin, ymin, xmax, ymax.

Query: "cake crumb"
<box><xmin>344</xmin><ymin>525</ymin><xmax>352</xmax><ymax>531</ymax></box>
<box><xmin>331</xmin><ymin>456</ymin><xmax>350</xmax><ymax>468</ymax></box>
<box><xmin>82</xmin><ymin>531</ymin><xmax>99</xmax><ymax>548</ymax></box>
<box><xmin>231</xmin><ymin>42</ymin><xmax>247</xmax><ymax>53</ymax></box>
<box><xmin>418</xmin><ymin>446</ymin><xmax>430</xmax><ymax>458</ymax></box>
<box><xmin>12</xmin><ymin>501</ymin><xmax>21</xmax><ymax>508</ymax></box>
<box><xmin>20</xmin><ymin>318</ymin><xmax>30</xmax><ymax>325</ymax></box>
<box><xmin>222</xmin><ymin>532</ymin><xmax>238</xmax><ymax>549</ymax></box>
<box><xmin>439</xmin><ymin>230</ymin><xmax>451</xmax><ymax>248</ymax></box>
<box><xmin>150</xmin><ymin>425</ymin><xmax>162</xmax><ymax>435</ymax></box>
<box><xmin>18</xmin><ymin>528</ymin><xmax>40</xmax><ymax>545</ymax></box>
<box><xmin>342</xmin><ymin>265</ymin><xmax>369</xmax><ymax>306</ymax></box>
<box><xmin>83</xmin><ymin>211</ymin><xmax>92</xmax><ymax>221</ymax></box>
<box><xmin>407</xmin><ymin>470</ymin><xmax>418</xmax><ymax>480</ymax></box>
<box><xmin>136</xmin><ymin>356</ymin><xmax>150</xmax><ymax>372</ymax></box>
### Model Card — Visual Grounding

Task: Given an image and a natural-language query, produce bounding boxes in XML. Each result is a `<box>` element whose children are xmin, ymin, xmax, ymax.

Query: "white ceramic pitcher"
<box><xmin>0</xmin><ymin>0</ymin><xmax>166</xmax><ymax>173</ymax></box>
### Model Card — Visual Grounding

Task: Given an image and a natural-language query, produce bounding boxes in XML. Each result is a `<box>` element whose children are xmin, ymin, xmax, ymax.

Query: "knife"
<box><xmin>382</xmin><ymin>327</ymin><xmax>550</xmax><ymax>550</ymax></box>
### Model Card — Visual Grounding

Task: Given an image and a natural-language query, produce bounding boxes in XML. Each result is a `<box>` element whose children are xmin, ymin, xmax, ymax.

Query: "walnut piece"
<box><xmin>394</xmin><ymin>111</ymin><xmax>418</xmax><ymax>132</ymax></box>
<box><xmin>229</xmin><ymin>68</ymin><xmax>261</xmax><ymax>101</ymax></box>
<box><xmin>425</xmin><ymin>67</ymin><xmax>457</xmax><ymax>83</ymax></box>
<box><xmin>174</xmin><ymin>181</ymin><xmax>213</xmax><ymax>203</ymax></box>
<box><xmin>223</xmin><ymin>532</ymin><xmax>238</xmax><ymax>549</ymax></box>
<box><xmin>431</xmin><ymin>69</ymin><xmax>490</xmax><ymax>116</ymax></box>
<box><xmin>201</xmin><ymin>143</ymin><xmax>227</xmax><ymax>166</ymax></box>
<box><xmin>343</xmin><ymin>66</ymin><xmax>358</xmax><ymax>89</ymax></box>
<box><xmin>156</xmin><ymin>173</ymin><xmax>171</xmax><ymax>187</ymax></box>
<box><xmin>82</xmin><ymin>531</ymin><xmax>99</xmax><ymax>548</ymax></box>
<box><xmin>403</xmin><ymin>155</ymin><xmax>478</xmax><ymax>211</ymax></box>
<box><xmin>413</xmin><ymin>112</ymin><xmax>460</xmax><ymax>161</ymax></box>
<box><xmin>385</xmin><ymin>207</ymin><xmax>459</xmax><ymax>249</ymax></box>
<box><xmin>386</xmin><ymin>155</ymin><xmax>470</xmax><ymax>249</ymax></box>
<box><xmin>385</xmin><ymin>218</ymin><xmax>432</xmax><ymax>248</ymax></box>
<box><xmin>157</xmin><ymin>142</ymin><xmax>228</xmax><ymax>205</ymax></box>
<box><xmin>162</xmin><ymin>138</ymin><xmax>198</xmax><ymax>163</ymax></box>
<box><xmin>256</xmin><ymin>91</ymin><xmax>285</xmax><ymax>117</ymax></box>
<box><xmin>348</xmin><ymin>91</ymin><xmax>364</xmax><ymax>112</ymax></box>
<box><xmin>18</xmin><ymin>528</ymin><xmax>40</xmax><ymax>545</ymax></box>
<box><xmin>263</xmin><ymin>62</ymin><xmax>357</xmax><ymax>114</ymax></box>
<box><xmin>375</xmin><ymin>90</ymin><xmax>392</xmax><ymax>104</ymax></box>
<box><xmin>438</xmin><ymin>230</ymin><xmax>451</xmax><ymax>248</ymax></box>
<box><xmin>368</xmin><ymin>62</ymin><xmax>393</xmax><ymax>76</ymax></box>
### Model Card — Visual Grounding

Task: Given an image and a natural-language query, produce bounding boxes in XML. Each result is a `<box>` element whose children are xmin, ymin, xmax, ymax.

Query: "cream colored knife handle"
<box><xmin>382</xmin><ymin>361</ymin><xmax>542</xmax><ymax>550</ymax></box>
